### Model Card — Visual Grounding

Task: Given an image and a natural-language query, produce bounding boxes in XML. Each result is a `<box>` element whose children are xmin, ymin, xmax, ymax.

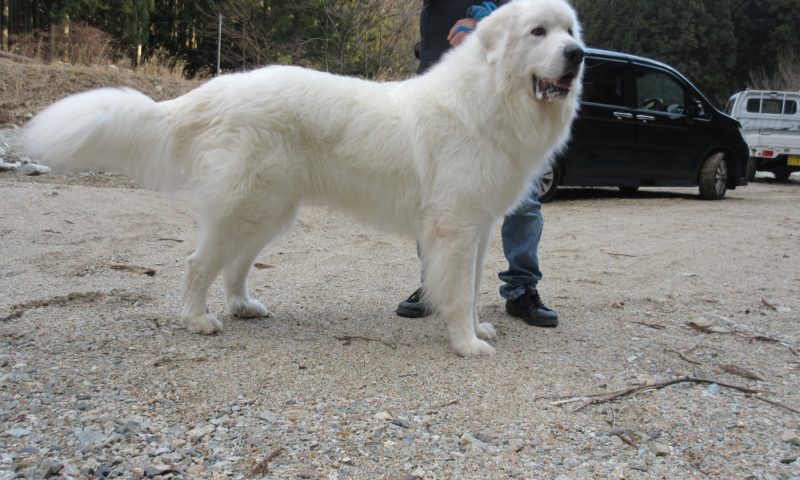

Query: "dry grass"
<box><xmin>0</xmin><ymin>59</ymin><xmax>202</xmax><ymax>126</ymax></box>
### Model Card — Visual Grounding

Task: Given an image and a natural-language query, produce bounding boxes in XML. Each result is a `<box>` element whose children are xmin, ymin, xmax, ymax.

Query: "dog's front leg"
<box><xmin>473</xmin><ymin>226</ymin><xmax>497</xmax><ymax>341</ymax></box>
<box><xmin>420</xmin><ymin>218</ymin><xmax>495</xmax><ymax>357</ymax></box>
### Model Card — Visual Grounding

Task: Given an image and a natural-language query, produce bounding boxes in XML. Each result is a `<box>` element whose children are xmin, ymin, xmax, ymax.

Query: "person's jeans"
<box><xmin>498</xmin><ymin>180</ymin><xmax>543</xmax><ymax>301</ymax></box>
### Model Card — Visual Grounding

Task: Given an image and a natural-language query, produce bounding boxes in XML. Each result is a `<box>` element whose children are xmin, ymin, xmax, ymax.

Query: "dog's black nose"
<box><xmin>564</xmin><ymin>46</ymin><xmax>584</xmax><ymax>68</ymax></box>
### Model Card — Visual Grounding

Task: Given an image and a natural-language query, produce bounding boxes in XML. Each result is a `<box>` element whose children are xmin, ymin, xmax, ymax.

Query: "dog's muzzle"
<box><xmin>533</xmin><ymin>46</ymin><xmax>584</xmax><ymax>101</ymax></box>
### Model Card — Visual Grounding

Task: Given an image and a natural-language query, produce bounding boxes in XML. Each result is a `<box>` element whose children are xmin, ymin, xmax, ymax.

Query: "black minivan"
<box><xmin>538</xmin><ymin>48</ymin><xmax>748</xmax><ymax>201</ymax></box>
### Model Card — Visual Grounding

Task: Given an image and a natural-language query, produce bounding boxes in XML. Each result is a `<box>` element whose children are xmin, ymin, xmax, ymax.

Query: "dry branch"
<box><xmin>540</xmin><ymin>377</ymin><xmax>800</xmax><ymax>414</ymax></box>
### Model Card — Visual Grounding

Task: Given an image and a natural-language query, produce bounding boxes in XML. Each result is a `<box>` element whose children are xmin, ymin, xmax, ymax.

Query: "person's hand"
<box><xmin>447</xmin><ymin>18</ymin><xmax>478</xmax><ymax>46</ymax></box>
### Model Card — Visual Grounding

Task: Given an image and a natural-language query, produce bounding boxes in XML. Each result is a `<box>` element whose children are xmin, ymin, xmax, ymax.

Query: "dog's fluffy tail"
<box><xmin>23</xmin><ymin>87</ymin><xmax>183</xmax><ymax>191</ymax></box>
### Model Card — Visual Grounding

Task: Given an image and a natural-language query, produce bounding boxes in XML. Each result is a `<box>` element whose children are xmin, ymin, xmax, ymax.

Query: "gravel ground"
<box><xmin>1</xmin><ymin>126</ymin><xmax>799</xmax><ymax>479</ymax></box>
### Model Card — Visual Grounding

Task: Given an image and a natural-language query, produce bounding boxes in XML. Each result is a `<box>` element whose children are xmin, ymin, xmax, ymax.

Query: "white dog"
<box><xmin>24</xmin><ymin>0</ymin><xmax>584</xmax><ymax>357</ymax></box>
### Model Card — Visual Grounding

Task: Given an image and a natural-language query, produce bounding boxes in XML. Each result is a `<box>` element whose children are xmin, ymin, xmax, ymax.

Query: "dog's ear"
<box><xmin>476</xmin><ymin>10</ymin><xmax>509</xmax><ymax>65</ymax></box>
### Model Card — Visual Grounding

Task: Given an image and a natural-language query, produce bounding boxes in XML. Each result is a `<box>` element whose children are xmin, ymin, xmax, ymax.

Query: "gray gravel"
<box><xmin>1</xmin><ymin>126</ymin><xmax>799</xmax><ymax>479</ymax></box>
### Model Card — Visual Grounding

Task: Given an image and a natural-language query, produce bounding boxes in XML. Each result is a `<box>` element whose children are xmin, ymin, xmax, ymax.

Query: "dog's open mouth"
<box><xmin>533</xmin><ymin>74</ymin><xmax>575</xmax><ymax>101</ymax></box>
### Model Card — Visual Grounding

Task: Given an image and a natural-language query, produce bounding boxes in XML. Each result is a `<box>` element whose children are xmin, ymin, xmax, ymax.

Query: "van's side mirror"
<box><xmin>688</xmin><ymin>99</ymin><xmax>706</xmax><ymax>117</ymax></box>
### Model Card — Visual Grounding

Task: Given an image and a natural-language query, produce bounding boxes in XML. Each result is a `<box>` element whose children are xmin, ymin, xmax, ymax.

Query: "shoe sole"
<box><xmin>395</xmin><ymin>305</ymin><xmax>432</xmax><ymax>318</ymax></box>
<box><xmin>522</xmin><ymin>317</ymin><xmax>558</xmax><ymax>327</ymax></box>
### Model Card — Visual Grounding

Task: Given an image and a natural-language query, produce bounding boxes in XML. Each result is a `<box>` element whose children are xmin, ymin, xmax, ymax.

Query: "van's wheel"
<box><xmin>537</xmin><ymin>163</ymin><xmax>560</xmax><ymax>202</ymax></box>
<box><xmin>698</xmin><ymin>152</ymin><xmax>728</xmax><ymax>200</ymax></box>
<box><xmin>746</xmin><ymin>157</ymin><xmax>757</xmax><ymax>182</ymax></box>
<box><xmin>618</xmin><ymin>186</ymin><xmax>639</xmax><ymax>195</ymax></box>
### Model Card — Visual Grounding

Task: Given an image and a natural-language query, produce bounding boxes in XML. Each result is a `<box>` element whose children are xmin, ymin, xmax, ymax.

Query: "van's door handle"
<box><xmin>613</xmin><ymin>112</ymin><xmax>633</xmax><ymax>119</ymax></box>
<box><xmin>636</xmin><ymin>114</ymin><xmax>656</xmax><ymax>122</ymax></box>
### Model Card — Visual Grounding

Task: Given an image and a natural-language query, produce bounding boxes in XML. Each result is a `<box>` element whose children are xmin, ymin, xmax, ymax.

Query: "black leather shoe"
<box><xmin>396</xmin><ymin>287</ymin><xmax>432</xmax><ymax>318</ymax></box>
<box><xmin>505</xmin><ymin>285</ymin><xmax>558</xmax><ymax>327</ymax></box>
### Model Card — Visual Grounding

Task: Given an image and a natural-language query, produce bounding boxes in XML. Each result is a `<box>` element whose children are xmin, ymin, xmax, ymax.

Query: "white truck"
<box><xmin>725</xmin><ymin>90</ymin><xmax>800</xmax><ymax>181</ymax></box>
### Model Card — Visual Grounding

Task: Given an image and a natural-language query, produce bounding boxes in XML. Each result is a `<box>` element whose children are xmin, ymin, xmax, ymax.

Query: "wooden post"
<box><xmin>1</xmin><ymin>0</ymin><xmax>8</xmax><ymax>51</ymax></box>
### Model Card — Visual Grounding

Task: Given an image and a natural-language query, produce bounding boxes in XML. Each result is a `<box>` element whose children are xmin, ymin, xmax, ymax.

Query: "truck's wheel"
<box><xmin>699</xmin><ymin>152</ymin><xmax>728</xmax><ymax>200</ymax></box>
<box><xmin>773</xmin><ymin>169</ymin><xmax>791</xmax><ymax>181</ymax></box>
<box><xmin>746</xmin><ymin>157</ymin><xmax>757</xmax><ymax>182</ymax></box>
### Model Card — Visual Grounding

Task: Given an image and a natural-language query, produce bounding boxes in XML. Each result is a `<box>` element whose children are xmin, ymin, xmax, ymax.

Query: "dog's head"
<box><xmin>477</xmin><ymin>0</ymin><xmax>584</xmax><ymax>102</ymax></box>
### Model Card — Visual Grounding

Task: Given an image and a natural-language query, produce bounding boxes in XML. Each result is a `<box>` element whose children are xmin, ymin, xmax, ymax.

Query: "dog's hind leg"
<box><xmin>420</xmin><ymin>218</ymin><xmax>495</xmax><ymax>357</ymax></box>
<box><xmin>223</xmin><ymin>202</ymin><xmax>299</xmax><ymax>319</ymax></box>
<box><xmin>181</xmin><ymin>197</ymin><xmax>297</xmax><ymax>334</ymax></box>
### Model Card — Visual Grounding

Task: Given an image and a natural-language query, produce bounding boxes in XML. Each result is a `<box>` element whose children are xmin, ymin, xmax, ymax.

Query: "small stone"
<box><xmin>374</xmin><ymin>411</ymin><xmax>394</xmax><ymax>421</ymax></box>
<box><xmin>702</xmin><ymin>383</ymin><xmax>720</xmax><ymax>397</ymax></box>
<box><xmin>296</xmin><ymin>468</ymin><xmax>316</xmax><ymax>478</ymax></box>
<box><xmin>258</xmin><ymin>411</ymin><xmax>279</xmax><ymax>423</ymax></box>
<box><xmin>282</xmin><ymin>409</ymin><xmax>304</xmax><ymax>421</ymax></box>
<box><xmin>18</xmin><ymin>163</ymin><xmax>51</xmax><ymax>176</ymax></box>
<box><xmin>187</xmin><ymin>424</ymin><xmax>215</xmax><ymax>443</ymax></box>
<box><xmin>390</xmin><ymin>418</ymin><xmax>409</xmax><ymax>429</ymax></box>
<box><xmin>75</xmin><ymin>428</ymin><xmax>108</xmax><ymax>447</ymax></box>
<box><xmin>0</xmin><ymin>162</ymin><xmax>20</xmax><ymax>172</ymax></box>
<box><xmin>780</xmin><ymin>430</ymin><xmax>800</xmax><ymax>446</ymax></box>
<box><xmin>459</xmin><ymin>433</ymin><xmax>486</xmax><ymax>452</ymax></box>
<box><xmin>186</xmin><ymin>464</ymin><xmax>205</xmax><ymax>475</ymax></box>
<box><xmin>650</xmin><ymin>442</ymin><xmax>670</xmax><ymax>457</ymax></box>
<box><xmin>410</xmin><ymin>466</ymin><xmax>426</xmax><ymax>478</ymax></box>
<box><xmin>144</xmin><ymin>464</ymin><xmax>173</xmax><ymax>477</ymax></box>
<box><xmin>170</xmin><ymin>439</ymin><xmax>187</xmax><ymax>450</ymax></box>
<box><xmin>39</xmin><ymin>460</ymin><xmax>64</xmax><ymax>477</ymax></box>
<box><xmin>508</xmin><ymin>438</ymin><xmax>524</xmax><ymax>452</ymax></box>
<box><xmin>4</xmin><ymin>427</ymin><xmax>30</xmax><ymax>437</ymax></box>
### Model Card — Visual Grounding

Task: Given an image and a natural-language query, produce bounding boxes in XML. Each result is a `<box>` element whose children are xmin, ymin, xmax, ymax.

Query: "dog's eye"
<box><xmin>568</xmin><ymin>28</ymin><xmax>574</xmax><ymax>37</ymax></box>
<box><xmin>531</xmin><ymin>26</ymin><xmax>547</xmax><ymax>37</ymax></box>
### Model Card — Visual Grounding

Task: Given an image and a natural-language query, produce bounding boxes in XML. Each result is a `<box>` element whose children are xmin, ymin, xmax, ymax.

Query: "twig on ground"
<box><xmin>248</xmin><ymin>448</ymin><xmax>285</xmax><ymax>477</ymax></box>
<box><xmin>761</xmin><ymin>298</ymin><xmax>778</xmax><ymax>311</ymax></box>
<box><xmin>603</xmin><ymin>251</ymin><xmax>638</xmax><ymax>258</ymax></box>
<box><xmin>0</xmin><ymin>310</ymin><xmax>23</xmax><ymax>322</ymax></box>
<box><xmin>632</xmin><ymin>321</ymin><xmax>666</xmax><ymax>330</ymax></box>
<box><xmin>334</xmin><ymin>335</ymin><xmax>409</xmax><ymax>350</ymax></box>
<box><xmin>665</xmin><ymin>347</ymin><xmax>702</xmax><ymax>365</ymax></box>
<box><xmin>545</xmin><ymin>377</ymin><xmax>767</xmax><ymax>412</ymax></box>
<box><xmin>717</xmin><ymin>363</ymin><xmax>764</xmax><ymax>381</ymax></box>
<box><xmin>107</xmin><ymin>263</ymin><xmax>156</xmax><ymax>276</ymax></box>
<box><xmin>685</xmin><ymin>322</ymin><xmax>797</xmax><ymax>356</ymax></box>
<box><xmin>609</xmin><ymin>428</ymin><xmax>639</xmax><ymax>447</ymax></box>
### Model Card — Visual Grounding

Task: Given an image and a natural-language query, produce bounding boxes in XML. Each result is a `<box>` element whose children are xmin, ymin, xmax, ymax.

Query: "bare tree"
<box><xmin>749</xmin><ymin>54</ymin><xmax>800</xmax><ymax>91</ymax></box>
<box><xmin>208</xmin><ymin>0</ymin><xmax>417</xmax><ymax>79</ymax></box>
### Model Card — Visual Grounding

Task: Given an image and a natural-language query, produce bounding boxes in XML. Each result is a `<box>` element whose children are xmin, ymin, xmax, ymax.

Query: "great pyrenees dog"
<box><xmin>24</xmin><ymin>0</ymin><xmax>584</xmax><ymax>357</ymax></box>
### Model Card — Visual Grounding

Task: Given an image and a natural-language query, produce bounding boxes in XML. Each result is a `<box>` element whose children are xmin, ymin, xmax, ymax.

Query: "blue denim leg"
<box><xmin>498</xmin><ymin>181</ymin><xmax>543</xmax><ymax>301</ymax></box>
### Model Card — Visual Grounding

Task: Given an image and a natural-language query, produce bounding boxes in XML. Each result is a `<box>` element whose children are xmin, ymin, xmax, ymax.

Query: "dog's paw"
<box><xmin>452</xmin><ymin>337</ymin><xmax>496</xmax><ymax>358</ymax></box>
<box><xmin>228</xmin><ymin>298</ymin><xmax>270</xmax><ymax>319</ymax></box>
<box><xmin>475</xmin><ymin>322</ymin><xmax>497</xmax><ymax>340</ymax></box>
<box><xmin>184</xmin><ymin>314</ymin><xmax>224</xmax><ymax>334</ymax></box>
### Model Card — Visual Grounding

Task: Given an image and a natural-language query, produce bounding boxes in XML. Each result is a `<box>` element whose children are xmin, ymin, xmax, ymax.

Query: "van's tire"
<box><xmin>699</xmin><ymin>152</ymin><xmax>728</xmax><ymax>200</ymax></box>
<box><xmin>537</xmin><ymin>163</ymin><xmax>560</xmax><ymax>202</ymax></box>
<box><xmin>746</xmin><ymin>157</ymin><xmax>758</xmax><ymax>182</ymax></box>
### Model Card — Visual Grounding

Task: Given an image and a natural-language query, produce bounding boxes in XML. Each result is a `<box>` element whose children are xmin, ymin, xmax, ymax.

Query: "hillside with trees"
<box><xmin>1</xmin><ymin>0</ymin><xmax>798</xmax><ymax>105</ymax></box>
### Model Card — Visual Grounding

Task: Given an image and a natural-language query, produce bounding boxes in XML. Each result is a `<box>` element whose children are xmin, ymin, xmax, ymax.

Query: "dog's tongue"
<box><xmin>555</xmin><ymin>78</ymin><xmax>573</xmax><ymax>89</ymax></box>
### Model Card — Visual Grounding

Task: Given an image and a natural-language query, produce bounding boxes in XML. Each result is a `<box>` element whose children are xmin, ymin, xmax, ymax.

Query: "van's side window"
<box><xmin>785</xmin><ymin>101</ymin><xmax>797</xmax><ymax>115</ymax></box>
<box><xmin>635</xmin><ymin>68</ymin><xmax>686</xmax><ymax>115</ymax></box>
<box><xmin>582</xmin><ymin>59</ymin><xmax>625</xmax><ymax>106</ymax></box>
